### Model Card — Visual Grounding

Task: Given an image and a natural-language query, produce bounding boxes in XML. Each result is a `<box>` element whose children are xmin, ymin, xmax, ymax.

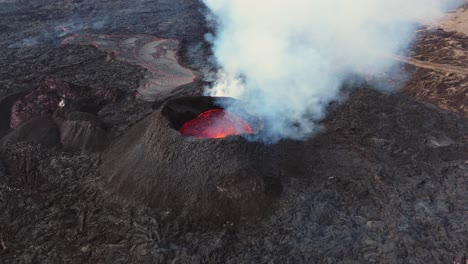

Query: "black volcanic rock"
<box><xmin>57</xmin><ymin>111</ymin><xmax>110</xmax><ymax>152</ymax></box>
<box><xmin>0</xmin><ymin>90</ymin><xmax>30</xmax><ymax>138</ymax></box>
<box><xmin>1</xmin><ymin>90</ymin><xmax>467</xmax><ymax>263</ymax></box>
<box><xmin>100</xmin><ymin>96</ymin><xmax>284</xmax><ymax>223</ymax></box>
<box><xmin>0</xmin><ymin>143</ymin><xmax>51</xmax><ymax>187</ymax></box>
<box><xmin>1</xmin><ymin>0</ymin><xmax>468</xmax><ymax>262</ymax></box>
<box><xmin>0</xmin><ymin>159</ymin><xmax>5</xmax><ymax>177</ymax></box>
<box><xmin>1</xmin><ymin>115</ymin><xmax>60</xmax><ymax>148</ymax></box>
<box><xmin>10</xmin><ymin>79</ymin><xmax>121</xmax><ymax>129</ymax></box>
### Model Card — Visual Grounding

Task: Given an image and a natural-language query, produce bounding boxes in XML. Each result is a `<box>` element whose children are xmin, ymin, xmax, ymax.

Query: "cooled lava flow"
<box><xmin>62</xmin><ymin>34</ymin><xmax>195</xmax><ymax>101</ymax></box>
<box><xmin>179</xmin><ymin>109</ymin><xmax>253</xmax><ymax>139</ymax></box>
<box><xmin>10</xmin><ymin>79</ymin><xmax>119</xmax><ymax>128</ymax></box>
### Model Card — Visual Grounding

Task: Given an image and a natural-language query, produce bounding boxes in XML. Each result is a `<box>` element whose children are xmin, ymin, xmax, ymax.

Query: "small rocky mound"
<box><xmin>10</xmin><ymin>79</ymin><xmax>121</xmax><ymax>129</ymax></box>
<box><xmin>1</xmin><ymin>111</ymin><xmax>111</xmax><ymax>153</ymax></box>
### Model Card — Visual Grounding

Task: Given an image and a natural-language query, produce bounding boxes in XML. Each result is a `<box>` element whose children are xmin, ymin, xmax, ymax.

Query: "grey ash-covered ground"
<box><xmin>0</xmin><ymin>1</ymin><xmax>467</xmax><ymax>263</ymax></box>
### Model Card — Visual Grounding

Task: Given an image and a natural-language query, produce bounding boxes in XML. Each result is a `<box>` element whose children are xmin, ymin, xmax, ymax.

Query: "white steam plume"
<box><xmin>202</xmin><ymin>0</ymin><xmax>460</xmax><ymax>142</ymax></box>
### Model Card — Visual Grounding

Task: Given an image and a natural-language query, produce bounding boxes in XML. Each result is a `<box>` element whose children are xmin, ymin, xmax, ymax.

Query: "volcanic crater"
<box><xmin>101</xmin><ymin>96</ymin><xmax>284</xmax><ymax>223</ymax></box>
<box><xmin>0</xmin><ymin>1</ymin><xmax>467</xmax><ymax>263</ymax></box>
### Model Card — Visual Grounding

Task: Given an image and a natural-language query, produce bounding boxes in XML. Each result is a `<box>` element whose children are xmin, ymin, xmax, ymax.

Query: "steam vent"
<box><xmin>100</xmin><ymin>96</ymin><xmax>284</xmax><ymax>222</ymax></box>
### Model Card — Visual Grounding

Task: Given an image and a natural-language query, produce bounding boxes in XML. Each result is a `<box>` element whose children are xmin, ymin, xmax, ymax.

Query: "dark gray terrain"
<box><xmin>0</xmin><ymin>1</ymin><xmax>467</xmax><ymax>263</ymax></box>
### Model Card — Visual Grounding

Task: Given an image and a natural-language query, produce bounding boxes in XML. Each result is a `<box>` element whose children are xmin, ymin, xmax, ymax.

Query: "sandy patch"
<box><xmin>436</xmin><ymin>3</ymin><xmax>468</xmax><ymax>36</ymax></box>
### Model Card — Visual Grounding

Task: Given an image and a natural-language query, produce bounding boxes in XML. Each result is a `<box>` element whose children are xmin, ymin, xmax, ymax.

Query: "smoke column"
<box><xmin>202</xmin><ymin>0</ymin><xmax>460</xmax><ymax>142</ymax></box>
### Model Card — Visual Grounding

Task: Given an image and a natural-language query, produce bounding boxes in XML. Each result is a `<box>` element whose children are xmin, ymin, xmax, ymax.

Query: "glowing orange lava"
<box><xmin>179</xmin><ymin>109</ymin><xmax>253</xmax><ymax>138</ymax></box>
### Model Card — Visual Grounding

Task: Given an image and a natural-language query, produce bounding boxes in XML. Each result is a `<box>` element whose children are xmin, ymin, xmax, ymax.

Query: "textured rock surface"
<box><xmin>62</xmin><ymin>34</ymin><xmax>197</xmax><ymax>102</ymax></box>
<box><xmin>402</xmin><ymin>29</ymin><xmax>468</xmax><ymax>116</ymax></box>
<box><xmin>57</xmin><ymin>111</ymin><xmax>110</xmax><ymax>152</ymax></box>
<box><xmin>0</xmin><ymin>0</ymin><xmax>467</xmax><ymax>263</ymax></box>
<box><xmin>0</xmin><ymin>90</ymin><xmax>29</xmax><ymax>138</ymax></box>
<box><xmin>1</xmin><ymin>89</ymin><xmax>467</xmax><ymax>264</ymax></box>
<box><xmin>10</xmin><ymin>79</ymin><xmax>121</xmax><ymax>129</ymax></box>
<box><xmin>1</xmin><ymin>115</ymin><xmax>60</xmax><ymax>148</ymax></box>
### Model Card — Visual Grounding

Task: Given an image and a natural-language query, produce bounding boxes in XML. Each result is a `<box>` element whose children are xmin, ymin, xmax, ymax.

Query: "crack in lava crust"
<box><xmin>62</xmin><ymin>34</ymin><xmax>196</xmax><ymax>101</ymax></box>
<box><xmin>179</xmin><ymin>109</ymin><xmax>253</xmax><ymax>139</ymax></box>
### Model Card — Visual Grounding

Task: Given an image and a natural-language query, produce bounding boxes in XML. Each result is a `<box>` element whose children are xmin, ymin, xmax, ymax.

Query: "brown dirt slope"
<box><xmin>400</xmin><ymin>5</ymin><xmax>468</xmax><ymax>117</ymax></box>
